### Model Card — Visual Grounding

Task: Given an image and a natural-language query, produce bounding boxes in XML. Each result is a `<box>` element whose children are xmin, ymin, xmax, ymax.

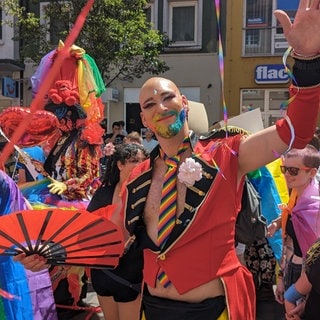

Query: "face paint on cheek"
<box><xmin>152</xmin><ymin>113</ymin><xmax>174</xmax><ymax>138</ymax></box>
<box><xmin>153</xmin><ymin>109</ymin><xmax>186</xmax><ymax>139</ymax></box>
<box><xmin>170</xmin><ymin>108</ymin><xmax>186</xmax><ymax>131</ymax></box>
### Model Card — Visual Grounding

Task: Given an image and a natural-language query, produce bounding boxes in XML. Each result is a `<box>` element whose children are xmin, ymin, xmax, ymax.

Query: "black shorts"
<box><xmin>91</xmin><ymin>244</ymin><xmax>143</xmax><ymax>302</ymax></box>
<box><xmin>142</xmin><ymin>287</ymin><xmax>226</xmax><ymax>320</ymax></box>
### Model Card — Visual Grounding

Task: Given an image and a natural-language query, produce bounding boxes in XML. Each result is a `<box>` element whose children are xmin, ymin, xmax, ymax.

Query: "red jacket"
<box><xmin>124</xmin><ymin>134</ymin><xmax>256</xmax><ymax>320</ymax></box>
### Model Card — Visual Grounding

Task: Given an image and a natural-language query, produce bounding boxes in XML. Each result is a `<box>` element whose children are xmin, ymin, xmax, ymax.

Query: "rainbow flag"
<box><xmin>248</xmin><ymin>159</ymin><xmax>289</xmax><ymax>262</ymax></box>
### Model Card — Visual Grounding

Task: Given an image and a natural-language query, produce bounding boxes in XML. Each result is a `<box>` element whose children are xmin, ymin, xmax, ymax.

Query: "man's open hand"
<box><xmin>274</xmin><ymin>0</ymin><xmax>320</xmax><ymax>55</ymax></box>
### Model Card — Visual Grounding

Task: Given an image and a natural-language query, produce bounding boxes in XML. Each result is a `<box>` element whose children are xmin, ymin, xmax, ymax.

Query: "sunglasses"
<box><xmin>280</xmin><ymin>165</ymin><xmax>311</xmax><ymax>176</ymax></box>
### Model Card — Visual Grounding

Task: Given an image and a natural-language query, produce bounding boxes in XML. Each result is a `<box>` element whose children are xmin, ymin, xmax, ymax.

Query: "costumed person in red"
<box><xmin>22</xmin><ymin>40</ymin><xmax>106</xmax><ymax>208</ymax></box>
<box><xmin>39</xmin><ymin>90</ymin><xmax>103</xmax><ymax>204</ymax></box>
<box><xmin>33</xmin><ymin>43</ymin><xmax>105</xmax><ymax>320</ymax></box>
<box><xmin>0</xmin><ymin>102</ymin><xmax>103</xmax><ymax>319</ymax></box>
<box><xmin>14</xmin><ymin>41</ymin><xmax>105</xmax><ymax>319</ymax></box>
<box><xmin>120</xmin><ymin>2</ymin><xmax>320</xmax><ymax>319</ymax></box>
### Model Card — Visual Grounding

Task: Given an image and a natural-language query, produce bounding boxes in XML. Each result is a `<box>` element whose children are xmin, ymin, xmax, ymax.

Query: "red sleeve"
<box><xmin>276</xmin><ymin>85</ymin><xmax>320</xmax><ymax>148</ymax></box>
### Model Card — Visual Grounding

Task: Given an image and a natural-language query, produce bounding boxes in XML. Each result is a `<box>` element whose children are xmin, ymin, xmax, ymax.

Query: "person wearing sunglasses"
<box><xmin>273</xmin><ymin>145</ymin><xmax>320</xmax><ymax>318</ymax></box>
<box><xmin>280</xmin><ymin>165</ymin><xmax>313</xmax><ymax>176</ymax></box>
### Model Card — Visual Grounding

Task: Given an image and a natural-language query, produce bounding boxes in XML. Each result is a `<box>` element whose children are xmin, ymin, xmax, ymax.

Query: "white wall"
<box><xmin>108</xmin><ymin>52</ymin><xmax>221</xmax><ymax>128</ymax></box>
<box><xmin>0</xmin><ymin>13</ymin><xmax>14</xmax><ymax>59</ymax></box>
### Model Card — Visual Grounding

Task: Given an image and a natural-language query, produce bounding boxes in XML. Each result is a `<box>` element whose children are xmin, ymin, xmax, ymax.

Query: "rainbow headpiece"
<box><xmin>31</xmin><ymin>40</ymin><xmax>106</xmax><ymax>125</ymax></box>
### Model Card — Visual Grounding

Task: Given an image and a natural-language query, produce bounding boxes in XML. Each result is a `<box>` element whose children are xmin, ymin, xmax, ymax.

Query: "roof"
<box><xmin>0</xmin><ymin>59</ymin><xmax>25</xmax><ymax>72</ymax></box>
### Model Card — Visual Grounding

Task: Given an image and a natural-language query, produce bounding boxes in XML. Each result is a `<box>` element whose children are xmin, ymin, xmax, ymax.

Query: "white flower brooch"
<box><xmin>178</xmin><ymin>157</ymin><xmax>202</xmax><ymax>186</ymax></box>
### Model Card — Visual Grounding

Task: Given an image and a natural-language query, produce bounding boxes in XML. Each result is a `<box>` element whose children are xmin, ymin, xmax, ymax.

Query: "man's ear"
<box><xmin>181</xmin><ymin>95</ymin><xmax>189</xmax><ymax>111</ymax></box>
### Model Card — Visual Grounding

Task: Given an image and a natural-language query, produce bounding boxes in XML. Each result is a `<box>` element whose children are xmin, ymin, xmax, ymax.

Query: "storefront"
<box><xmin>240</xmin><ymin>63</ymin><xmax>290</xmax><ymax>128</ymax></box>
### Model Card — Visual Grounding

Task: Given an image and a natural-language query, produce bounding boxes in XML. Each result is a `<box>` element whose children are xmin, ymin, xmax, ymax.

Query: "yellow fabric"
<box><xmin>280</xmin><ymin>189</ymin><xmax>297</xmax><ymax>239</ymax></box>
<box><xmin>58</xmin><ymin>40</ymin><xmax>86</xmax><ymax>58</ymax></box>
<box><xmin>266</xmin><ymin>158</ymin><xmax>289</xmax><ymax>204</ymax></box>
<box><xmin>217</xmin><ymin>308</ymin><xmax>229</xmax><ymax>320</ymax></box>
<box><xmin>77</xmin><ymin>59</ymin><xmax>86</xmax><ymax>108</ymax></box>
<box><xmin>77</xmin><ymin>59</ymin><xmax>96</xmax><ymax>111</ymax></box>
<box><xmin>58</xmin><ymin>39</ymin><xmax>99</xmax><ymax>117</ymax></box>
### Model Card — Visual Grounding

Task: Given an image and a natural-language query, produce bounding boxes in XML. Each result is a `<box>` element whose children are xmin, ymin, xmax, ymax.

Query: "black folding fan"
<box><xmin>0</xmin><ymin>207</ymin><xmax>124</xmax><ymax>268</ymax></box>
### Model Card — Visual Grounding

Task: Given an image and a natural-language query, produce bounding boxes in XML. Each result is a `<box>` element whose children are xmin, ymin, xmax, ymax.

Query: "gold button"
<box><xmin>159</xmin><ymin>254</ymin><xmax>166</xmax><ymax>260</ymax></box>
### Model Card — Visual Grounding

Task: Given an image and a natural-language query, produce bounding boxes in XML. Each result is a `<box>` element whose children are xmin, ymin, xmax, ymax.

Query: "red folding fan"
<box><xmin>0</xmin><ymin>206</ymin><xmax>124</xmax><ymax>268</ymax></box>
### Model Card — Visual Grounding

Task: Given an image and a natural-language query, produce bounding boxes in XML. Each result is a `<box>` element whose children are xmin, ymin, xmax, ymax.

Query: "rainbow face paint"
<box><xmin>153</xmin><ymin>109</ymin><xmax>186</xmax><ymax>138</ymax></box>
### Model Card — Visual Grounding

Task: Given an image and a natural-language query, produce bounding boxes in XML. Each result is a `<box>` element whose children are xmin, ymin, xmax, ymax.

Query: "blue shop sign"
<box><xmin>255</xmin><ymin>64</ymin><xmax>289</xmax><ymax>84</ymax></box>
<box><xmin>277</xmin><ymin>0</ymin><xmax>299</xmax><ymax>10</ymax></box>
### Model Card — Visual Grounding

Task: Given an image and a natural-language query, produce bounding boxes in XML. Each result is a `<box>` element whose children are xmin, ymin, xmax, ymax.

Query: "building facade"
<box><xmin>224</xmin><ymin>0</ymin><xmax>301</xmax><ymax>129</ymax></box>
<box><xmin>105</xmin><ymin>0</ymin><xmax>225</xmax><ymax>133</ymax></box>
<box><xmin>2</xmin><ymin>1</ymin><xmax>312</xmax><ymax>134</ymax></box>
<box><xmin>0</xmin><ymin>8</ymin><xmax>24</xmax><ymax>111</ymax></box>
<box><xmin>0</xmin><ymin>0</ymin><xmax>225</xmax><ymax>134</ymax></box>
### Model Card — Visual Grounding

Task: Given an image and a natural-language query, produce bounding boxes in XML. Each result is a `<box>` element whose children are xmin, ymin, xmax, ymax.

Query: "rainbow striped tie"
<box><xmin>157</xmin><ymin>137</ymin><xmax>189</xmax><ymax>287</ymax></box>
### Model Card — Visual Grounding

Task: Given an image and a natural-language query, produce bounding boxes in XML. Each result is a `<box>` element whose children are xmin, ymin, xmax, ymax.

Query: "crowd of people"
<box><xmin>0</xmin><ymin>1</ymin><xmax>319</xmax><ymax>319</ymax></box>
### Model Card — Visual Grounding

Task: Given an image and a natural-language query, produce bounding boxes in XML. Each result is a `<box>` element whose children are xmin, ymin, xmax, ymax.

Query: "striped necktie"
<box><xmin>157</xmin><ymin>137</ymin><xmax>189</xmax><ymax>287</ymax></box>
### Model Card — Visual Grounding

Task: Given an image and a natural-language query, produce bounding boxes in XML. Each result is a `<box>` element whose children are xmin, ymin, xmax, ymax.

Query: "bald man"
<box><xmin>122</xmin><ymin>2</ymin><xmax>320</xmax><ymax>318</ymax></box>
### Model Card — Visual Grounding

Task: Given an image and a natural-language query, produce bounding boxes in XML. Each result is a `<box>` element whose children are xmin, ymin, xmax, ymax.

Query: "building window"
<box><xmin>145</xmin><ymin>0</ymin><xmax>158</xmax><ymax>29</ymax></box>
<box><xmin>243</xmin><ymin>0</ymin><xmax>273</xmax><ymax>55</ymax></box>
<box><xmin>245</xmin><ymin>29</ymin><xmax>259</xmax><ymax>47</ymax></box>
<box><xmin>243</xmin><ymin>0</ymin><xmax>298</xmax><ymax>56</ymax></box>
<box><xmin>240</xmin><ymin>88</ymin><xmax>289</xmax><ymax>127</ymax></box>
<box><xmin>274</xmin><ymin>0</ymin><xmax>299</xmax><ymax>54</ymax></box>
<box><xmin>164</xmin><ymin>0</ymin><xmax>202</xmax><ymax>49</ymax></box>
<box><xmin>40</xmin><ymin>2</ymin><xmax>70</xmax><ymax>44</ymax></box>
<box><xmin>170</xmin><ymin>4</ymin><xmax>195</xmax><ymax>42</ymax></box>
